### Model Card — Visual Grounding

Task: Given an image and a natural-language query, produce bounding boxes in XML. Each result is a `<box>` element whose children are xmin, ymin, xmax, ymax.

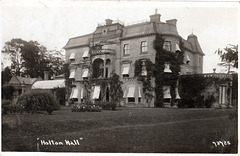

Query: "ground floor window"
<box><xmin>128</xmin><ymin>97</ymin><xmax>135</xmax><ymax>102</ymax></box>
<box><xmin>138</xmin><ymin>98</ymin><xmax>141</xmax><ymax>103</ymax></box>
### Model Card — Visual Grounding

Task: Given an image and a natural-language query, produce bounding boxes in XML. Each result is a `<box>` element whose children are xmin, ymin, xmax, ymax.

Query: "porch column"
<box><xmin>103</xmin><ymin>58</ymin><xmax>106</xmax><ymax>78</ymax></box>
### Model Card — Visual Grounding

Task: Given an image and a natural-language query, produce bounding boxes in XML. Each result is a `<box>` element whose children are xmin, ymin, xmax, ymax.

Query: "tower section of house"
<box><xmin>64</xmin><ymin>12</ymin><xmax>205</xmax><ymax>107</ymax></box>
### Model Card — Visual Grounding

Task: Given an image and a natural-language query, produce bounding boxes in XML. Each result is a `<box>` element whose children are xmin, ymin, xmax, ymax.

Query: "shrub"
<box><xmin>16</xmin><ymin>90</ymin><xmax>60</xmax><ymax>114</ymax></box>
<box><xmin>71</xmin><ymin>104</ymin><xmax>102</xmax><ymax>112</ymax></box>
<box><xmin>99</xmin><ymin>102</ymin><xmax>116</xmax><ymax>110</ymax></box>
<box><xmin>2</xmin><ymin>100</ymin><xmax>11</xmax><ymax>115</ymax></box>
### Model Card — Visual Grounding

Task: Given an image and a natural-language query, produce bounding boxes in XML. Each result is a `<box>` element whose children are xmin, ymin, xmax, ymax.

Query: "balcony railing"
<box><xmin>91</xmin><ymin>49</ymin><xmax>115</xmax><ymax>56</ymax></box>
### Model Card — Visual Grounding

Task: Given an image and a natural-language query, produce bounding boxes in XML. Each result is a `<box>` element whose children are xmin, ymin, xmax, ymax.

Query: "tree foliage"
<box><xmin>16</xmin><ymin>90</ymin><xmax>60</xmax><ymax>114</ymax></box>
<box><xmin>1</xmin><ymin>67</ymin><xmax>12</xmax><ymax>85</ymax></box>
<box><xmin>2</xmin><ymin>38</ymin><xmax>64</xmax><ymax>78</ymax></box>
<box><xmin>215</xmin><ymin>44</ymin><xmax>238</xmax><ymax>73</ymax></box>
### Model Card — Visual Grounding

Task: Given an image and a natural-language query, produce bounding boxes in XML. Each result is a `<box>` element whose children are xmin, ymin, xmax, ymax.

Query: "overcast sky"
<box><xmin>0</xmin><ymin>0</ymin><xmax>239</xmax><ymax>73</ymax></box>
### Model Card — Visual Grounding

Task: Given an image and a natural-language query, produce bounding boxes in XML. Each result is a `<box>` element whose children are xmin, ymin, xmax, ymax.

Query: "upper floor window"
<box><xmin>141</xmin><ymin>41</ymin><xmax>147</xmax><ymax>53</ymax></box>
<box><xmin>123</xmin><ymin>44</ymin><xmax>130</xmax><ymax>56</ymax></box>
<box><xmin>122</xmin><ymin>64</ymin><xmax>130</xmax><ymax>77</ymax></box>
<box><xmin>163</xmin><ymin>41</ymin><xmax>171</xmax><ymax>52</ymax></box>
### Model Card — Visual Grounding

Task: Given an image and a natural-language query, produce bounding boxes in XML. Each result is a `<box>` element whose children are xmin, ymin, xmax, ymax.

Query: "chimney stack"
<box><xmin>105</xmin><ymin>19</ymin><xmax>113</xmax><ymax>25</ymax></box>
<box><xmin>150</xmin><ymin>14</ymin><xmax>161</xmax><ymax>23</ymax></box>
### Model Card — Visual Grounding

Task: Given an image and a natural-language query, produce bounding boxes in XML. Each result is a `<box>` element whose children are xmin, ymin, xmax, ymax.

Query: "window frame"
<box><xmin>122</xmin><ymin>63</ymin><xmax>130</xmax><ymax>78</ymax></box>
<box><xmin>140</xmin><ymin>41</ymin><xmax>148</xmax><ymax>53</ymax></box>
<box><xmin>123</xmin><ymin>44</ymin><xmax>130</xmax><ymax>56</ymax></box>
<box><xmin>163</xmin><ymin>41</ymin><xmax>172</xmax><ymax>52</ymax></box>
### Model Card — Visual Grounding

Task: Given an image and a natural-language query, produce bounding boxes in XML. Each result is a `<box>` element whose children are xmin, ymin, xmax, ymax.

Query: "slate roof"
<box><xmin>64</xmin><ymin>18</ymin><xmax>203</xmax><ymax>55</ymax></box>
<box><xmin>9</xmin><ymin>76</ymin><xmax>39</xmax><ymax>85</ymax></box>
<box><xmin>63</xmin><ymin>33</ymin><xmax>93</xmax><ymax>49</ymax></box>
<box><xmin>156</xmin><ymin>22</ymin><xmax>179</xmax><ymax>36</ymax></box>
<box><xmin>187</xmin><ymin>34</ymin><xmax>204</xmax><ymax>55</ymax></box>
<box><xmin>122</xmin><ymin>22</ymin><xmax>157</xmax><ymax>38</ymax></box>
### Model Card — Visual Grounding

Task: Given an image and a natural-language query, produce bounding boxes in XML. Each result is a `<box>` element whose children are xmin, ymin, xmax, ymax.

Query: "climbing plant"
<box><xmin>134</xmin><ymin>59</ymin><xmax>154</xmax><ymax>105</ymax></box>
<box><xmin>153</xmin><ymin>34</ymin><xmax>184</xmax><ymax>107</ymax></box>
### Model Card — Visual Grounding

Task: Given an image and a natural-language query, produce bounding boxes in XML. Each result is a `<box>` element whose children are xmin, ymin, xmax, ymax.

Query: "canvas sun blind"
<box><xmin>82</xmin><ymin>69</ymin><xmax>89</xmax><ymax>78</ymax></box>
<box><xmin>69</xmin><ymin>53</ymin><xmax>75</xmax><ymax>60</ymax></box>
<box><xmin>92</xmin><ymin>86</ymin><xmax>101</xmax><ymax>99</ymax></box>
<box><xmin>122</xmin><ymin>64</ymin><xmax>130</xmax><ymax>75</ymax></box>
<box><xmin>69</xmin><ymin>69</ymin><xmax>75</xmax><ymax>78</ymax></box>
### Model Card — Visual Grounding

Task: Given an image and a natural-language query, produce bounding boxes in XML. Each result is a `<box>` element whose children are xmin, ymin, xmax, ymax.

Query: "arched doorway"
<box><xmin>92</xmin><ymin>58</ymin><xmax>104</xmax><ymax>78</ymax></box>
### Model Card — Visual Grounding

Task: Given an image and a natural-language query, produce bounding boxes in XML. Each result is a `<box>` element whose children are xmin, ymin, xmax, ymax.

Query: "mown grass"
<box><xmin>2</xmin><ymin>107</ymin><xmax>238</xmax><ymax>153</ymax></box>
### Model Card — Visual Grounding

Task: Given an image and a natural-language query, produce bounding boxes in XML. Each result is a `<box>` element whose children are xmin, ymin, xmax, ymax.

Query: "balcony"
<box><xmin>91</xmin><ymin>49</ymin><xmax>115</xmax><ymax>56</ymax></box>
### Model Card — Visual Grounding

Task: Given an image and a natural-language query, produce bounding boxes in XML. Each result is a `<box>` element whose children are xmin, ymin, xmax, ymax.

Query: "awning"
<box><xmin>139</xmin><ymin>87</ymin><xmax>142</xmax><ymax>98</ymax></box>
<box><xmin>82</xmin><ymin>50</ymin><xmax>89</xmax><ymax>58</ymax></box>
<box><xmin>176</xmin><ymin>44</ymin><xmax>181</xmax><ymax>51</ymax></box>
<box><xmin>69</xmin><ymin>70</ymin><xmax>75</xmax><ymax>79</ymax></box>
<box><xmin>82</xmin><ymin>69</ymin><xmax>89</xmax><ymax>78</ymax></box>
<box><xmin>69</xmin><ymin>53</ymin><xmax>75</xmax><ymax>60</ymax></box>
<box><xmin>32</xmin><ymin>79</ymin><xmax>65</xmax><ymax>89</ymax></box>
<box><xmin>122</xmin><ymin>65</ymin><xmax>130</xmax><ymax>75</ymax></box>
<box><xmin>92</xmin><ymin>86</ymin><xmax>101</xmax><ymax>99</ymax></box>
<box><xmin>127</xmin><ymin>86</ymin><xmax>135</xmax><ymax>97</ymax></box>
<box><xmin>80</xmin><ymin>88</ymin><xmax>84</xmax><ymax>99</ymax></box>
<box><xmin>141</xmin><ymin>68</ymin><xmax>147</xmax><ymax>76</ymax></box>
<box><xmin>70</xmin><ymin>87</ymin><xmax>78</xmax><ymax>99</ymax></box>
<box><xmin>175</xmin><ymin>87</ymin><xmax>181</xmax><ymax>99</ymax></box>
<box><xmin>163</xmin><ymin>86</ymin><xmax>171</xmax><ymax>99</ymax></box>
<box><xmin>164</xmin><ymin>63</ymin><xmax>172</xmax><ymax>73</ymax></box>
<box><xmin>186</xmin><ymin>55</ymin><xmax>191</xmax><ymax>63</ymax></box>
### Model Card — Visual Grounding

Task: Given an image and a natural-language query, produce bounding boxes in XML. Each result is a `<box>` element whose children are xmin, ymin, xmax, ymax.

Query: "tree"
<box><xmin>215</xmin><ymin>44</ymin><xmax>238</xmax><ymax>73</ymax></box>
<box><xmin>2</xmin><ymin>38</ymin><xmax>64</xmax><ymax>78</ymax></box>
<box><xmin>1</xmin><ymin>67</ymin><xmax>12</xmax><ymax>86</ymax></box>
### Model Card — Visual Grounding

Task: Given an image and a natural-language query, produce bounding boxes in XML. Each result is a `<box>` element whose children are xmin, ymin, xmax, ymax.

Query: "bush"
<box><xmin>71</xmin><ymin>104</ymin><xmax>102</xmax><ymax>112</ymax></box>
<box><xmin>99</xmin><ymin>102</ymin><xmax>116</xmax><ymax>110</ymax></box>
<box><xmin>16</xmin><ymin>90</ymin><xmax>60</xmax><ymax>114</ymax></box>
<box><xmin>2</xmin><ymin>100</ymin><xmax>11</xmax><ymax>115</ymax></box>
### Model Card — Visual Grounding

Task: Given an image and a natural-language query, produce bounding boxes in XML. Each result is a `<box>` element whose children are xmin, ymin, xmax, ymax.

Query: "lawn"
<box><xmin>2</xmin><ymin>106</ymin><xmax>238</xmax><ymax>153</ymax></box>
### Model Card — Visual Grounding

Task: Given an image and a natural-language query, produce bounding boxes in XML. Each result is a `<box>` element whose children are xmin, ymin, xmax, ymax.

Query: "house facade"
<box><xmin>64</xmin><ymin>12</ymin><xmax>204</xmax><ymax>107</ymax></box>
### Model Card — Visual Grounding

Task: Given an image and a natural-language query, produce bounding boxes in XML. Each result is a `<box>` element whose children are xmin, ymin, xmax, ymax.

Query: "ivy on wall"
<box><xmin>134</xmin><ymin>59</ymin><xmax>154</xmax><ymax>105</ymax></box>
<box><xmin>153</xmin><ymin>34</ymin><xmax>184</xmax><ymax>107</ymax></box>
<box><xmin>82</xmin><ymin>72</ymin><xmax>123</xmax><ymax>104</ymax></box>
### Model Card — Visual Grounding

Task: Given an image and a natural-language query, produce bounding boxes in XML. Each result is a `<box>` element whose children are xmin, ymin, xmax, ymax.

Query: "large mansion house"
<box><xmin>64</xmin><ymin>12</ymin><xmax>204</xmax><ymax>107</ymax></box>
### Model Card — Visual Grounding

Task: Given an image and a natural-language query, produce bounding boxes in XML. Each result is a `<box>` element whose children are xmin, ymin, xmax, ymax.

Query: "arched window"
<box><xmin>92</xmin><ymin>58</ymin><xmax>104</xmax><ymax>78</ymax></box>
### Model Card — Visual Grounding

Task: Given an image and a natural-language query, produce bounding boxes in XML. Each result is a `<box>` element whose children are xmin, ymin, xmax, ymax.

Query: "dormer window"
<box><xmin>141</xmin><ymin>41</ymin><xmax>147</xmax><ymax>53</ymax></box>
<box><xmin>163</xmin><ymin>41</ymin><xmax>171</xmax><ymax>52</ymax></box>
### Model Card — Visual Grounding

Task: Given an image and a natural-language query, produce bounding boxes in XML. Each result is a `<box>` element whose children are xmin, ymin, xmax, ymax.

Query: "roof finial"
<box><xmin>155</xmin><ymin>9</ymin><xmax>158</xmax><ymax>14</ymax></box>
<box><xmin>192</xmin><ymin>28</ymin><xmax>194</xmax><ymax>34</ymax></box>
